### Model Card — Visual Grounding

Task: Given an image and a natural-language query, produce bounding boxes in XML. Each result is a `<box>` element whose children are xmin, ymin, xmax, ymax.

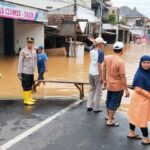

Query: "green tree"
<box><xmin>109</xmin><ymin>14</ymin><xmax>116</xmax><ymax>25</ymax></box>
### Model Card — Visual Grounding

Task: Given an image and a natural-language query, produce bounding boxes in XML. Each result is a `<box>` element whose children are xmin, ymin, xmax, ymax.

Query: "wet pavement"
<box><xmin>0</xmin><ymin>43</ymin><xmax>150</xmax><ymax>149</ymax></box>
<box><xmin>0</xmin><ymin>99</ymin><xmax>75</xmax><ymax>146</ymax></box>
<box><xmin>0</xmin><ymin>99</ymin><xmax>150</xmax><ymax>150</ymax></box>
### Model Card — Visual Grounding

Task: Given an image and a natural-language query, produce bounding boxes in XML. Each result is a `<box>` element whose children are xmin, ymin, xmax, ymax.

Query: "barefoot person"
<box><xmin>127</xmin><ymin>55</ymin><xmax>150</xmax><ymax>145</ymax></box>
<box><xmin>87</xmin><ymin>37</ymin><xmax>106</xmax><ymax>113</ymax></box>
<box><xmin>18</xmin><ymin>37</ymin><xmax>37</xmax><ymax>105</ymax></box>
<box><xmin>103</xmin><ymin>42</ymin><xmax>130</xmax><ymax>126</ymax></box>
<box><xmin>33</xmin><ymin>45</ymin><xmax>48</xmax><ymax>91</ymax></box>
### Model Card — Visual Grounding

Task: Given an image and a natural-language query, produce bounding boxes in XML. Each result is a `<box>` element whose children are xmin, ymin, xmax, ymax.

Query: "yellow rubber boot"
<box><xmin>29</xmin><ymin>91</ymin><xmax>36</xmax><ymax>102</ymax></box>
<box><xmin>23</xmin><ymin>91</ymin><xmax>28</xmax><ymax>104</ymax></box>
<box><xmin>23</xmin><ymin>91</ymin><xmax>35</xmax><ymax>105</ymax></box>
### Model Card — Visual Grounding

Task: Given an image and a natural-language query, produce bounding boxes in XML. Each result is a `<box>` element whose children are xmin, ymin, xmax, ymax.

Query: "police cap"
<box><xmin>27</xmin><ymin>37</ymin><xmax>34</xmax><ymax>43</ymax></box>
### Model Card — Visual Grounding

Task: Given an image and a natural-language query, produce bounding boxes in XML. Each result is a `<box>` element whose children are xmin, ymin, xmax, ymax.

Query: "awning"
<box><xmin>103</xmin><ymin>31</ymin><xmax>116</xmax><ymax>35</ymax></box>
<box><xmin>102</xmin><ymin>23</ymin><xmax>118</xmax><ymax>30</ymax></box>
<box><xmin>45</xmin><ymin>25</ymin><xmax>57</xmax><ymax>29</ymax></box>
<box><xmin>119</xmin><ymin>24</ymin><xmax>130</xmax><ymax>30</ymax></box>
<box><xmin>102</xmin><ymin>29</ymin><xmax>116</xmax><ymax>35</ymax></box>
<box><xmin>103</xmin><ymin>24</ymin><xmax>130</xmax><ymax>30</ymax></box>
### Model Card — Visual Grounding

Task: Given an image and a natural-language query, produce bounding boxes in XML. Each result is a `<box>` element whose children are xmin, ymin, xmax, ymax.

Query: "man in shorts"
<box><xmin>103</xmin><ymin>41</ymin><xmax>130</xmax><ymax>126</ymax></box>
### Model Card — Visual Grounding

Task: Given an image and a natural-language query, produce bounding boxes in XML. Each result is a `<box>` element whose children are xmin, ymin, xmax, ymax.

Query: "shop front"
<box><xmin>0</xmin><ymin>1</ymin><xmax>47</xmax><ymax>55</ymax></box>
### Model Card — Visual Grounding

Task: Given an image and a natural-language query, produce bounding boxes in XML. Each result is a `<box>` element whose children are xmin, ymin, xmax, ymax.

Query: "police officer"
<box><xmin>18</xmin><ymin>37</ymin><xmax>37</xmax><ymax>105</ymax></box>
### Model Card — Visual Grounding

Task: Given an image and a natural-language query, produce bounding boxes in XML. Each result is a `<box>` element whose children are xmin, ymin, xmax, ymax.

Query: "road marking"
<box><xmin>0</xmin><ymin>100</ymin><xmax>83</xmax><ymax>150</ymax></box>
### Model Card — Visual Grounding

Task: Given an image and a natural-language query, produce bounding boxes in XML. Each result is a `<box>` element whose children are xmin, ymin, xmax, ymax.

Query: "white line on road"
<box><xmin>0</xmin><ymin>100</ymin><xmax>83</xmax><ymax>150</ymax></box>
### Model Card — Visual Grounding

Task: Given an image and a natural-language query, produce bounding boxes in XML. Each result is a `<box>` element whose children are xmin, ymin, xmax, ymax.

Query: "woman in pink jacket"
<box><xmin>128</xmin><ymin>55</ymin><xmax>150</xmax><ymax>145</ymax></box>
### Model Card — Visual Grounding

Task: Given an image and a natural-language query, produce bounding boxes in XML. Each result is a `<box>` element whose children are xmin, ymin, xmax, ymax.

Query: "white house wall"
<box><xmin>14</xmin><ymin>21</ymin><xmax>44</xmax><ymax>53</ymax></box>
<box><xmin>130</xmin><ymin>28</ymin><xmax>145</xmax><ymax>36</ymax></box>
<box><xmin>127</xmin><ymin>18</ymin><xmax>137</xmax><ymax>27</ymax></box>
<box><xmin>77</xmin><ymin>6</ymin><xmax>100</xmax><ymax>23</ymax></box>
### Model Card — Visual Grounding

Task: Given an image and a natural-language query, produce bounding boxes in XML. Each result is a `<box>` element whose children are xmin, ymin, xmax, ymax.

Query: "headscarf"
<box><xmin>132</xmin><ymin>55</ymin><xmax>150</xmax><ymax>92</ymax></box>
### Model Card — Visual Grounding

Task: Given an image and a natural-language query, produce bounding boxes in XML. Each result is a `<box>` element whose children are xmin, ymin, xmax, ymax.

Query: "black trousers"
<box><xmin>21</xmin><ymin>73</ymin><xmax>34</xmax><ymax>91</ymax></box>
<box><xmin>130</xmin><ymin>123</ymin><xmax>148</xmax><ymax>137</ymax></box>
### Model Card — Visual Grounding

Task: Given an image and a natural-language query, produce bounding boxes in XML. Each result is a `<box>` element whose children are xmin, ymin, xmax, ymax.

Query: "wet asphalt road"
<box><xmin>0</xmin><ymin>99</ymin><xmax>150</xmax><ymax>150</ymax></box>
<box><xmin>0</xmin><ymin>99</ymin><xmax>75</xmax><ymax>146</ymax></box>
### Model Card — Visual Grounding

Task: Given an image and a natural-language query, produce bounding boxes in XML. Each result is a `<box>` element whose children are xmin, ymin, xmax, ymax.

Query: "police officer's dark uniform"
<box><xmin>18</xmin><ymin>37</ymin><xmax>37</xmax><ymax>105</ymax></box>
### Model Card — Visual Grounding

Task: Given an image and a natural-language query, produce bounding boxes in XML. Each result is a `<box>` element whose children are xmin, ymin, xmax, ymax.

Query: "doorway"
<box><xmin>3</xmin><ymin>18</ymin><xmax>15</xmax><ymax>55</ymax></box>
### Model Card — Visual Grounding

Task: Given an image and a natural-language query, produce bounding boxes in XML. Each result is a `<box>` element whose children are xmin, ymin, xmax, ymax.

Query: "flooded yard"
<box><xmin>0</xmin><ymin>44</ymin><xmax>149</xmax><ymax>103</ymax></box>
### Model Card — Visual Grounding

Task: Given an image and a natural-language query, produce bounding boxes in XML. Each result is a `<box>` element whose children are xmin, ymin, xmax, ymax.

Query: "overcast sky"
<box><xmin>111</xmin><ymin>0</ymin><xmax>150</xmax><ymax>18</ymax></box>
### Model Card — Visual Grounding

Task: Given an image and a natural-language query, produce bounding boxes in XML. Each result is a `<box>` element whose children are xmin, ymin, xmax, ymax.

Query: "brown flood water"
<box><xmin>0</xmin><ymin>44</ymin><xmax>149</xmax><ymax>106</ymax></box>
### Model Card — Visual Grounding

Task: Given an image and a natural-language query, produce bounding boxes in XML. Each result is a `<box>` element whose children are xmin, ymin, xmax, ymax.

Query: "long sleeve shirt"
<box><xmin>18</xmin><ymin>47</ymin><xmax>37</xmax><ymax>75</ymax></box>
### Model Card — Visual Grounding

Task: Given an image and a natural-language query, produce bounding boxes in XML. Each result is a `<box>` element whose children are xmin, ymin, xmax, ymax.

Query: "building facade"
<box><xmin>119</xmin><ymin>6</ymin><xmax>146</xmax><ymax>37</ymax></box>
<box><xmin>0</xmin><ymin>0</ymin><xmax>94</xmax><ymax>55</ymax></box>
<box><xmin>0</xmin><ymin>0</ymin><xmax>48</xmax><ymax>55</ymax></box>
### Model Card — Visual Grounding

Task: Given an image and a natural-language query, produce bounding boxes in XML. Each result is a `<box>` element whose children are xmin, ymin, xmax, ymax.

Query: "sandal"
<box><xmin>94</xmin><ymin>110</ymin><xmax>103</xmax><ymax>113</ymax></box>
<box><xmin>141</xmin><ymin>142</ymin><xmax>150</xmax><ymax>145</ymax></box>
<box><xmin>105</xmin><ymin>117</ymin><xmax>114</xmax><ymax>121</ymax></box>
<box><xmin>106</xmin><ymin>121</ymin><xmax>119</xmax><ymax>127</ymax></box>
<box><xmin>127</xmin><ymin>135</ymin><xmax>142</xmax><ymax>140</ymax></box>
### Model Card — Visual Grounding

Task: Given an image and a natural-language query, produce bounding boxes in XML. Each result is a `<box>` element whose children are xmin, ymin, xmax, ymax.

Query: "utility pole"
<box><xmin>116</xmin><ymin>8</ymin><xmax>119</xmax><ymax>42</ymax></box>
<box><xmin>99</xmin><ymin>0</ymin><xmax>103</xmax><ymax>37</ymax></box>
<box><xmin>73</xmin><ymin>0</ymin><xmax>77</xmax><ymax>57</ymax></box>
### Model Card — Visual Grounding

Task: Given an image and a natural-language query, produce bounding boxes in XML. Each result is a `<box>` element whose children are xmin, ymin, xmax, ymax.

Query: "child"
<box><xmin>127</xmin><ymin>55</ymin><xmax>150</xmax><ymax>145</ymax></box>
<box><xmin>33</xmin><ymin>45</ymin><xmax>48</xmax><ymax>91</ymax></box>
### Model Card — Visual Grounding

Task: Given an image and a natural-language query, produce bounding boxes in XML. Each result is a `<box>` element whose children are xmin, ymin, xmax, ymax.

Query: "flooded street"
<box><xmin>0</xmin><ymin>44</ymin><xmax>149</xmax><ymax>101</ymax></box>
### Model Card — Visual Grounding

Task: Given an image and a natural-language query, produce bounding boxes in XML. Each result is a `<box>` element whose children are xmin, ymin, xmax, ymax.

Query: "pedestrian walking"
<box><xmin>87</xmin><ymin>37</ymin><xmax>106</xmax><ymax>113</ymax></box>
<box><xmin>127</xmin><ymin>55</ymin><xmax>150</xmax><ymax>145</ymax></box>
<box><xmin>17</xmin><ymin>37</ymin><xmax>37</xmax><ymax>105</ymax></box>
<box><xmin>33</xmin><ymin>45</ymin><xmax>48</xmax><ymax>91</ymax></box>
<box><xmin>103</xmin><ymin>41</ymin><xmax>130</xmax><ymax>126</ymax></box>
